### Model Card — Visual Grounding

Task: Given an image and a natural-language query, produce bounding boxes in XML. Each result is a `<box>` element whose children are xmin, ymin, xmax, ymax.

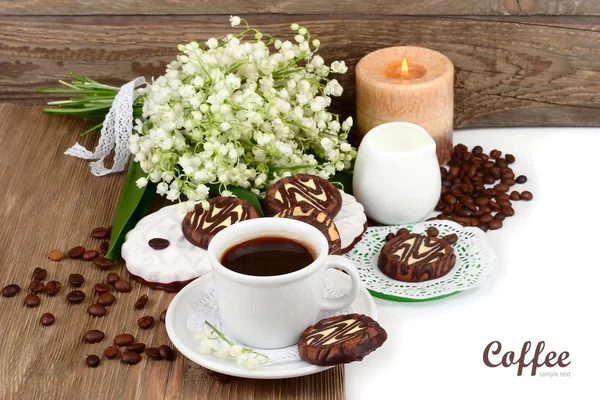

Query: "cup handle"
<box><xmin>321</xmin><ymin>255</ymin><xmax>361</xmax><ymax>311</ymax></box>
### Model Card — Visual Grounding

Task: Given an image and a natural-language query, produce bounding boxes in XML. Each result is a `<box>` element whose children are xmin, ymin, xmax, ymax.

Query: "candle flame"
<box><xmin>401</xmin><ymin>58</ymin><xmax>409</xmax><ymax>77</ymax></box>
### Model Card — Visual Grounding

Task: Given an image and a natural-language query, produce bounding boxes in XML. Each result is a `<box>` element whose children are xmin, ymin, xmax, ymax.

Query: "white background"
<box><xmin>345</xmin><ymin>128</ymin><xmax>600</xmax><ymax>400</ymax></box>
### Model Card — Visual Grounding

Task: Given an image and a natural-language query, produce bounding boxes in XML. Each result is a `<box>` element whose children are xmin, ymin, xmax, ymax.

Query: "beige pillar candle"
<box><xmin>356</xmin><ymin>46</ymin><xmax>454</xmax><ymax>165</ymax></box>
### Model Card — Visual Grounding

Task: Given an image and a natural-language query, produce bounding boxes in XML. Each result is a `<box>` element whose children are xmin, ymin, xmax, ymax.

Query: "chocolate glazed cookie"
<box><xmin>298</xmin><ymin>313</ymin><xmax>387</xmax><ymax>366</ymax></box>
<box><xmin>182</xmin><ymin>197</ymin><xmax>259</xmax><ymax>249</ymax></box>
<box><xmin>378</xmin><ymin>233</ymin><xmax>456</xmax><ymax>282</ymax></box>
<box><xmin>264</xmin><ymin>174</ymin><xmax>343</xmax><ymax>217</ymax></box>
<box><xmin>274</xmin><ymin>205</ymin><xmax>342</xmax><ymax>255</ymax></box>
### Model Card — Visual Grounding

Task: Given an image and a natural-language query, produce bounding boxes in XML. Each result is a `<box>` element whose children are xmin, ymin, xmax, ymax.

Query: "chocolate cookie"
<box><xmin>378</xmin><ymin>233</ymin><xmax>456</xmax><ymax>282</ymax></box>
<box><xmin>298</xmin><ymin>314</ymin><xmax>387</xmax><ymax>366</ymax></box>
<box><xmin>182</xmin><ymin>197</ymin><xmax>259</xmax><ymax>249</ymax></box>
<box><xmin>264</xmin><ymin>174</ymin><xmax>342</xmax><ymax>218</ymax></box>
<box><xmin>274</xmin><ymin>206</ymin><xmax>341</xmax><ymax>255</ymax></box>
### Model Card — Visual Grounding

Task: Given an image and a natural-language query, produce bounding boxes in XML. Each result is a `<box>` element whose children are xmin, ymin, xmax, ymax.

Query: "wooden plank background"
<box><xmin>0</xmin><ymin>103</ymin><xmax>344</xmax><ymax>400</ymax></box>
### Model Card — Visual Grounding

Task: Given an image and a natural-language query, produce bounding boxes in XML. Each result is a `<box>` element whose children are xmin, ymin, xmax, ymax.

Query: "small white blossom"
<box><xmin>229</xmin><ymin>15</ymin><xmax>241</xmax><ymax>27</ymax></box>
<box><xmin>136</xmin><ymin>177</ymin><xmax>148</xmax><ymax>188</ymax></box>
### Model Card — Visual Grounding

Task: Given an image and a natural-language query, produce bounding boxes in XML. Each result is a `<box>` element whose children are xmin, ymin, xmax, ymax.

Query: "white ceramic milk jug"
<box><xmin>352</xmin><ymin>122</ymin><xmax>441</xmax><ymax>225</ymax></box>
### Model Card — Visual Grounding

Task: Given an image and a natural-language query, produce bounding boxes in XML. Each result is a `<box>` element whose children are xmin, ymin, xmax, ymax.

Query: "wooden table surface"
<box><xmin>0</xmin><ymin>103</ymin><xmax>345</xmax><ymax>400</ymax></box>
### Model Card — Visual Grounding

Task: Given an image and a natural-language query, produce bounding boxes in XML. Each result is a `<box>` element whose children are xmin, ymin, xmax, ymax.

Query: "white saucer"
<box><xmin>166</xmin><ymin>269</ymin><xmax>377</xmax><ymax>379</ymax></box>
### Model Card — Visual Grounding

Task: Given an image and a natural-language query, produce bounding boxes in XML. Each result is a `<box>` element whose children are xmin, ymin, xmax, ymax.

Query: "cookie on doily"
<box><xmin>122</xmin><ymin>205</ymin><xmax>211</xmax><ymax>292</ymax></box>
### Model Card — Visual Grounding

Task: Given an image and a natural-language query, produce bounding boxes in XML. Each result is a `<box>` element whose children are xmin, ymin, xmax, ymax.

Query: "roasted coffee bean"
<box><xmin>472</xmin><ymin>145</ymin><xmax>483</xmax><ymax>156</ymax></box>
<box><xmin>94</xmin><ymin>283</ymin><xmax>109</xmax><ymax>295</ymax></box>
<box><xmin>479</xmin><ymin>213</ymin><xmax>494</xmax><ymax>224</ymax></box>
<box><xmin>100</xmin><ymin>241</ymin><xmax>109</xmax><ymax>255</ymax></box>
<box><xmin>495</xmin><ymin>193</ymin><xmax>510</xmax><ymax>201</ymax></box>
<box><xmin>134</xmin><ymin>294</ymin><xmax>148</xmax><ymax>310</ymax></box>
<box><xmin>442</xmin><ymin>204</ymin><xmax>454</xmax><ymax>216</ymax></box>
<box><xmin>505</xmin><ymin>154</ymin><xmax>516</xmax><ymax>164</ymax></box>
<box><xmin>48</xmin><ymin>250</ymin><xmax>64</xmax><ymax>261</ymax></box>
<box><xmin>127</xmin><ymin>343</ymin><xmax>146</xmax><ymax>353</ymax></box>
<box><xmin>488</xmin><ymin>200</ymin><xmax>500</xmax><ymax>211</ymax></box>
<box><xmin>477</xmin><ymin>223</ymin><xmax>489</xmax><ymax>232</ymax></box>
<box><xmin>137</xmin><ymin>316</ymin><xmax>154</xmax><ymax>330</ymax></box>
<box><xmin>434</xmin><ymin>200</ymin><xmax>445</xmax><ymax>211</ymax></box>
<box><xmin>114</xmin><ymin>280</ymin><xmax>132</xmax><ymax>293</ymax></box>
<box><xmin>32</xmin><ymin>267</ymin><xmax>47</xmax><ymax>281</ymax></box>
<box><xmin>502</xmin><ymin>205</ymin><xmax>515</xmax><ymax>217</ymax></box>
<box><xmin>474</xmin><ymin>197</ymin><xmax>489</xmax><ymax>207</ymax></box>
<box><xmin>68</xmin><ymin>246</ymin><xmax>85</xmax><ymax>259</ymax></box>
<box><xmin>160</xmin><ymin>309</ymin><xmax>167</xmax><ymax>323</ymax></box>
<box><xmin>98</xmin><ymin>293</ymin><xmax>116</xmax><ymax>306</ymax></box>
<box><xmin>501</xmin><ymin>171</ymin><xmax>515</xmax><ymax>179</ymax></box>
<box><xmin>88</xmin><ymin>304</ymin><xmax>107</xmax><ymax>317</ymax></box>
<box><xmin>68</xmin><ymin>273</ymin><xmax>85</xmax><ymax>287</ymax></box>
<box><xmin>448</xmin><ymin>165</ymin><xmax>460</xmax><ymax>177</ymax></box>
<box><xmin>482</xmin><ymin>160</ymin><xmax>495</xmax><ymax>169</ymax></box>
<box><xmin>29</xmin><ymin>280</ymin><xmax>45</xmax><ymax>294</ymax></box>
<box><xmin>442</xmin><ymin>193</ymin><xmax>457</xmax><ymax>205</ymax></box>
<box><xmin>490</xmin><ymin>149</ymin><xmax>502</xmax><ymax>159</ymax></box>
<box><xmin>483</xmin><ymin>175</ymin><xmax>495</xmax><ymax>184</ymax></box>
<box><xmin>114</xmin><ymin>334</ymin><xmax>135</xmax><ymax>347</ymax></box>
<box><xmin>493</xmin><ymin>183</ymin><xmax>510</xmax><ymax>193</ymax></box>
<box><xmin>442</xmin><ymin>179</ymin><xmax>452</xmax><ymax>188</ymax></box>
<box><xmin>145</xmin><ymin>347</ymin><xmax>162</xmax><ymax>360</ymax></box>
<box><xmin>104</xmin><ymin>345</ymin><xmax>120</xmax><ymax>359</ymax></box>
<box><xmin>148</xmin><ymin>238</ymin><xmax>170</xmax><ymax>250</ymax></box>
<box><xmin>120</xmin><ymin>351</ymin><xmax>141</xmax><ymax>365</ymax></box>
<box><xmin>93</xmin><ymin>257</ymin><xmax>113</xmax><ymax>270</ymax></box>
<box><xmin>442</xmin><ymin>234</ymin><xmax>458</xmax><ymax>244</ymax></box>
<box><xmin>510</xmin><ymin>191</ymin><xmax>521</xmax><ymax>201</ymax></box>
<box><xmin>83</xmin><ymin>250</ymin><xmax>99</xmax><ymax>261</ymax></box>
<box><xmin>84</xmin><ymin>329</ymin><xmax>105</xmax><ymax>343</ymax></box>
<box><xmin>40</xmin><ymin>312</ymin><xmax>55</xmax><ymax>326</ymax></box>
<box><xmin>24</xmin><ymin>293</ymin><xmax>41</xmax><ymax>307</ymax></box>
<box><xmin>516</xmin><ymin>175</ymin><xmax>528</xmax><ymax>184</ymax></box>
<box><xmin>495</xmin><ymin>158</ymin><xmax>508</xmax><ymax>169</ymax></box>
<box><xmin>453</xmin><ymin>203</ymin><xmax>467</xmax><ymax>217</ymax></box>
<box><xmin>385</xmin><ymin>232</ymin><xmax>396</xmax><ymax>241</ymax></box>
<box><xmin>158</xmin><ymin>345</ymin><xmax>175</xmax><ymax>361</ymax></box>
<box><xmin>488</xmin><ymin>218</ymin><xmax>503</xmax><ymax>230</ymax></box>
<box><xmin>488</xmin><ymin>167</ymin><xmax>501</xmax><ymax>180</ymax></box>
<box><xmin>2</xmin><ymin>284</ymin><xmax>20</xmax><ymax>298</ymax></box>
<box><xmin>455</xmin><ymin>143</ymin><xmax>468</xmax><ymax>152</ymax></box>
<box><xmin>501</xmin><ymin>178</ymin><xmax>516</xmax><ymax>186</ymax></box>
<box><xmin>86</xmin><ymin>355</ymin><xmax>100</xmax><ymax>368</ymax></box>
<box><xmin>45</xmin><ymin>281</ymin><xmax>61</xmax><ymax>296</ymax></box>
<box><xmin>426</xmin><ymin>227</ymin><xmax>439</xmax><ymax>238</ymax></box>
<box><xmin>66</xmin><ymin>290</ymin><xmax>86</xmax><ymax>304</ymax></box>
<box><xmin>461</xmin><ymin>182</ymin><xmax>474</xmax><ymax>194</ymax></box>
<box><xmin>106</xmin><ymin>273</ymin><xmax>120</xmax><ymax>286</ymax></box>
<box><xmin>91</xmin><ymin>227</ymin><xmax>110</xmax><ymax>239</ymax></box>
<box><xmin>521</xmin><ymin>191</ymin><xmax>533</xmax><ymax>201</ymax></box>
<box><xmin>495</xmin><ymin>213</ymin><xmax>506</xmax><ymax>221</ymax></box>
<box><xmin>497</xmin><ymin>198</ymin><xmax>511</xmax><ymax>207</ymax></box>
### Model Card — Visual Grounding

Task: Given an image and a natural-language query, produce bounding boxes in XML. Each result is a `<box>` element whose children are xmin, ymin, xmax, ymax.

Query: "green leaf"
<box><xmin>105</xmin><ymin>160</ymin><xmax>155</xmax><ymax>260</ymax></box>
<box><xmin>329</xmin><ymin>171</ymin><xmax>353</xmax><ymax>195</ymax></box>
<box><xmin>228</xmin><ymin>187</ymin><xmax>264</xmax><ymax>217</ymax></box>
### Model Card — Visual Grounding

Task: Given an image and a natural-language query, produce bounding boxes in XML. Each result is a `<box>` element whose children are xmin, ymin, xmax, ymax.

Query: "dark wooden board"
<box><xmin>1</xmin><ymin>15</ymin><xmax>599</xmax><ymax>127</ymax></box>
<box><xmin>1</xmin><ymin>0</ymin><xmax>599</xmax><ymax>16</ymax></box>
<box><xmin>0</xmin><ymin>103</ymin><xmax>345</xmax><ymax>400</ymax></box>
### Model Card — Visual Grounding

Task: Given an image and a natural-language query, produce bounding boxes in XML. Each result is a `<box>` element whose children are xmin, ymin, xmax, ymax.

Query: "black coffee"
<box><xmin>221</xmin><ymin>236</ymin><xmax>315</xmax><ymax>277</ymax></box>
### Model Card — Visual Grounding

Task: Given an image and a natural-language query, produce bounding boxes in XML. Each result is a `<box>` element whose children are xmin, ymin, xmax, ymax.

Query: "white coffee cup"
<box><xmin>208</xmin><ymin>217</ymin><xmax>361</xmax><ymax>349</ymax></box>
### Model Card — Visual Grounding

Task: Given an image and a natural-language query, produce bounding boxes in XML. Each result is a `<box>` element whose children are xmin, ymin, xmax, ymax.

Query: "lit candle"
<box><xmin>356</xmin><ymin>46</ymin><xmax>454</xmax><ymax>165</ymax></box>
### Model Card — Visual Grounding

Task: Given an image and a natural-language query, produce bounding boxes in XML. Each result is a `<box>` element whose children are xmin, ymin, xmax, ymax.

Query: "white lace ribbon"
<box><xmin>65</xmin><ymin>77</ymin><xmax>146</xmax><ymax>176</ymax></box>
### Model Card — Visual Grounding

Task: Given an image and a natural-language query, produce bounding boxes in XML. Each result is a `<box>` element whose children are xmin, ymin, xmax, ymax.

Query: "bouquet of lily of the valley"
<box><xmin>38</xmin><ymin>16</ymin><xmax>356</xmax><ymax>259</ymax></box>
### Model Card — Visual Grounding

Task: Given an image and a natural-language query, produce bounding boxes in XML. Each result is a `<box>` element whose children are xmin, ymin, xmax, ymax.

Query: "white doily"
<box><xmin>343</xmin><ymin>221</ymin><xmax>496</xmax><ymax>300</ymax></box>
<box><xmin>65</xmin><ymin>77</ymin><xmax>145</xmax><ymax>176</ymax></box>
<box><xmin>187</xmin><ymin>277</ymin><xmax>354</xmax><ymax>365</ymax></box>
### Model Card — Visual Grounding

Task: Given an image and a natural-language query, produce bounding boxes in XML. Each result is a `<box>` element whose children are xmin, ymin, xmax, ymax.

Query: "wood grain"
<box><xmin>1</xmin><ymin>15</ymin><xmax>599</xmax><ymax>127</ymax></box>
<box><xmin>1</xmin><ymin>0</ymin><xmax>600</xmax><ymax>16</ymax></box>
<box><xmin>0</xmin><ymin>103</ymin><xmax>345</xmax><ymax>400</ymax></box>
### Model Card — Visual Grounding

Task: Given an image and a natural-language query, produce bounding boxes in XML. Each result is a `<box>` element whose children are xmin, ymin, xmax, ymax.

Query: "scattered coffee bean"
<box><xmin>160</xmin><ymin>309</ymin><xmax>167</xmax><ymax>323</ymax></box>
<box><xmin>2</xmin><ymin>284</ymin><xmax>20</xmax><ymax>298</ymax></box>
<box><xmin>106</xmin><ymin>273</ymin><xmax>120</xmax><ymax>286</ymax></box>
<box><xmin>29</xmin><ymin>280</ymin><xmax>45</xmax><ymax>294</ymax></box>
<box><xmin>83</xmin><ymin>250</ymin><xmax>99</xmax><ymax>261</ymax></box>
<box><xmin>48</xmin><ymin>250</ymin><xmax>64</xmax><ymax>261</ymax></box>
<box><xmin>495</xmin><ymin>213</ymin><xmax>506</xmax><ymax>221</ymax></box>
<box><xmin>86</xmin><ymin>355</ymin><xmax>101</xmax><ymax>368</ymax></box>
<box><xmin>501</xmin><ymin>205</ymin><xmax>515</xmax><ymax>217</ymax></box>
<box><xmin>477</xmin><ymin>223</ymin><xmax>489</xmax><ymax>232</ymax></box>
<box><xmin>207</xmin><ymin>369</ymin><xmax>232</xmax><ymax>383</ymax></box>
<box><xmin>510</xmin><ymin>191</ymin><xmax>521</xmax><ymax>201</ymax></box>
<box><xmin>137</xmin><ymin>316</ymin><xmax>154</xmax><ymax>329</ymax></box>
<box><xmin>114</xmin><ymin>333</ymin><xmax>135</xmax><ymax>347</ymax></box>
<box><xmin>98</xmin><ymin>293</ymin><xmax>116</xmax><ymax>306</ymax></box>
<box><xmin>84</xmin><ymin>329</ymin><xmax>105</xmax><ymax>343</ymax></box>
<box><xmin>493</xmin><ymin>183</ymin><xmax>510</xmax><ymax>193</ymax></box>
<box><xmin>66</xmin><ymin>290</ymin><xmax>86</xmax><ymax>304</ymax></box>
<box><xmin>100</xmin><ymin>241</ymin><xmax>109</xmax><ymax>255</ymax></box>
<box><xmin>505</xmin><ymin>154</ymin><xmax>516</xmax><ymax>164</ymax></box>
<box><xmin>134</xmin><ymin>294</ymin><xmax>148</xmax><ymax>310</ymax></box>
<box><xmin>127</xmin><ymin>343</ymin><xmax>146</xmax><ymax>353</ymax></box>
<box><xmin>488</xmin><ymin>218</ymin><xmax>503</xmax><ymax>230</ymax></box>
<box><xmin>426</xmin><ymin>226</ymin><xmax>439</xmax><ymax>238</ymax></box>
<box><xmin>40</xmin><ymin>312</ymin><xmax>55</xmax><ymax>326</ymax></box>
<box><xmin>91</xmin><ymin>227</ymin><xmax>110</xmax><ymax>239</ymax></box>
<box><xmin>158</xmin><ymin>345</ymin><xmax>175</xmax><ymax>361</ymax></box>
<box><xmin>148</xmin><ymin>238</ymin><xmax>170</xmax><ymax>250</ymax></box>
<box><xmin>442</xmin><ymin>194</ymin><xmax>457</xmax><ymax>205</ymax></box>
<box><xmin>114</xmin><ymin>280</ymin><xmax>132</xmax><ymax>293</ymax></box>
<box><xmin>516</xmin><ymin>175</ymin><xmax>528</xmax><ymax>184</ymax></box>
<box><xmin>24</xmin><ymin>293</ymin><xmax>41</xmax><ymax>307</ymax></box>
<box><xmin>472</xmin><ymin>145</ymin><xmax>483</xmax><ymax>156</ymax></box>
<box><xmin>93</xmin><ymin>257</ymin><xmax>114</xmax><ymax>270</ymax></box>
<box><xmin>144</xmin><ymin>347</ymin><xmax>162</xmax><ymax>360</ymax></box>
<box><xmin>104</xmin><ymin>346</ymin><xmax>120</xmax><ymax>359</ymax></box>
<box><xmin>45</xmin><ymin>281</ymin><xmax>61</xmax><ymax>296</ymax></box>
<box><xmin>32</xmin><ymin>268</ymin><xmax>47</xmax><ymax>281</ymax></box>
<box><xmin>490</xmin><ymin>149</ymin><xmax>502</xmax><ymax>159</ymax></box>
<box><xmin>88</xmin><ymin>304</ymin><xmax>107</xmax><ymax>317</ymax></box>
<box><xmin>120</xmin><ymin>351</ymin><xmax>141</xmax><ymax>365</ymax></box>
<box><xmin>68</xmin><ymin>246</ymin><xmax>85</xmax><ymax>259</ymax></box>
<box><xmin>442</xmin><ymin>234</ymin><xmax>458</xmax><ymax>244</ymax></box>
<box><xmin>480</xmin><ymin>213</ymin><xmax>494</xmax><ymax>224</ymax></box>
<box><xmin>68</xmin><ymin>273</ymin><xmax>85</xmax><ymax>287</ymax></box>
<box><xmin>385</xmin><ymin>232</ymin><xmax>395</xmax><ymax>241</ymax></box>
<box><xmin>521</xmin><ymin>191</ymin><xmax>533</xmax><ymax>201</ymax></box>
<box><xmin>94</xmin><ymin>283</ymin><xmax>109</xmax><ymax>295</ymax></box>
